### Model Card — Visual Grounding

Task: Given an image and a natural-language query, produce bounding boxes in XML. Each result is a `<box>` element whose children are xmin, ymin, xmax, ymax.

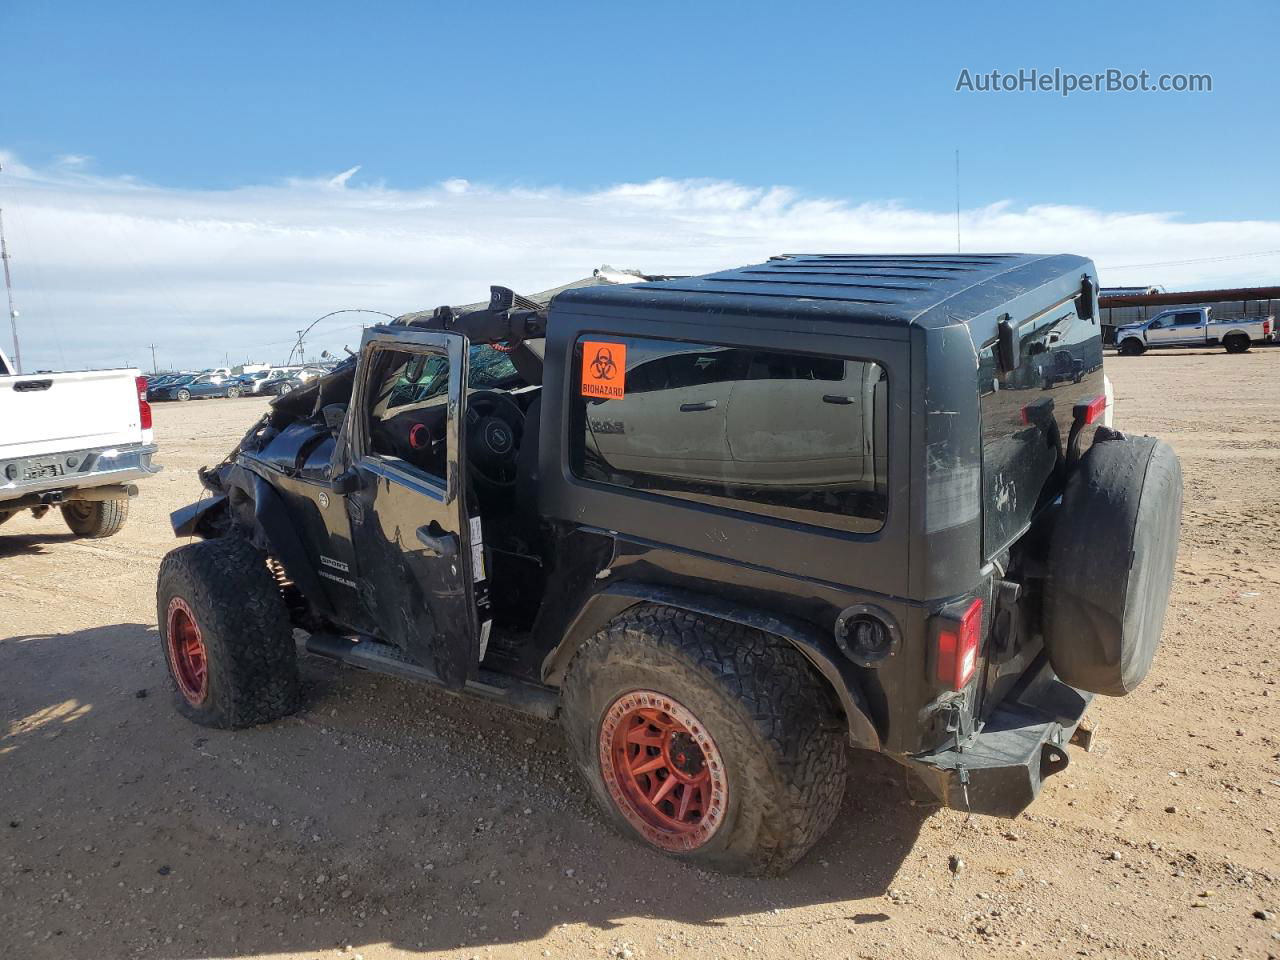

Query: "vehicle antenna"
<box><xmin>954</xmin><ymin>149</ymin><xmax>961</xmax><ymax>254</ymax></box>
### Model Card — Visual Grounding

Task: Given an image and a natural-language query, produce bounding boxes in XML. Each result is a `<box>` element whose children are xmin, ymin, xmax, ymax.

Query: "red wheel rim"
<box><xmin>165</xmin><ymin>597</ymin><xmax>208</xmax><ymax>705</ymax></box>
<box><xmin>599</xmin><ymin>690</ymin><xmax>727</xmax><ymax>851</ymax></box>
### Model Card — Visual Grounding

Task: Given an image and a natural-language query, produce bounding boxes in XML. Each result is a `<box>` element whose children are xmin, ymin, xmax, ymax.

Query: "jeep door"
<box><xmin>343</xmin><ymin>329</ymin><xmax>478</xmax><ymax>687</ymax></box>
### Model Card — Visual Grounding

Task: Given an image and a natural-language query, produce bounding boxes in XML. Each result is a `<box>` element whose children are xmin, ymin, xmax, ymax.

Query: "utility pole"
<box><xmin>0</xmin><ymin>204</ymin><xmax>20</xmax><ymax>374</ymax></box>
<box><xmin>148</xmin><ymin>343</ymin><xmax>158</xmax><ymax>374</ymax></box>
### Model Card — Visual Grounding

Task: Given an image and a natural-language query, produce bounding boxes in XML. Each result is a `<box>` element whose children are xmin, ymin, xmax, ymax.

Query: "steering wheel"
<box><xmin>466</xmin><ymin>391</ymin><xmax>526</xmax><ymax>489</ymax></box>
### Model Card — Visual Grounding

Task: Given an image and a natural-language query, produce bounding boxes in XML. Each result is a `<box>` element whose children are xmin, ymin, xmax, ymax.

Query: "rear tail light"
<box><xmin>135</xmin><ymin>375</ymin><xmax>153</xmax><ymax>431</ymax></box>
<box><xmin>1073</xmin><ymin>394</ymin><xmax>1107</xmax><ymax>426</ymax></box>
<box><xmin>1264</xmin><ymin>320</ymin><xmax>1272</xmax><ymax>336</ymax></box>
<box><xmin>935</xmin><ymin>598</ymin><xmax>984</xmax><ymax>690</ymax></box>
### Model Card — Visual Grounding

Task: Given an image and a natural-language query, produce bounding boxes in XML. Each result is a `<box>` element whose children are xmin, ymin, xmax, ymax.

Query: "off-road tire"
<box><xmin>1224</xmin><ymin>334</ymin><xmax>1250</xmax><ymax>354</ymax></box>
<box><xmin>61</xmin><ymin>499</ymin><xmax>129</xmax><ymax>538</ymax></box>
<box><xmin>156</xmin><ymin>536</ymin><xmax>301</xmax><ymax>728</ymax></box>
<box><xmin>0</xmin><ymin>509</ymin><xmax>14</xmax><ymax>529</ymax></box>
<box><xmin>1119</xmin><ymin>339</ymin><xmax>1145</xmax><ymax>356</ymax></box>
<box><xmin>561</xmin><ymin>604</ymin><xmax>847</xmax><ymax>875</ymax></box>
<box><xmin>176</xmin><ymin>388</ymin><xmax>192</xmax><ymax>401</ymax></box>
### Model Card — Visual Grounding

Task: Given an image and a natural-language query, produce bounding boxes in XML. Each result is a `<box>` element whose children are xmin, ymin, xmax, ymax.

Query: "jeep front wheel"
<box><xmin>156</xmin><ymin>536</ymin><xmax>301</xmax><ymax>728</ymax></box>
<box><xmin>561</xmin><ymin>605</ymin><xmax>847</xmax><ymax>875</ymax></box>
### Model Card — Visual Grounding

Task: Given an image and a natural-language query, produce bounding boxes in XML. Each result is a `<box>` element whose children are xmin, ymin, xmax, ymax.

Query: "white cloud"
<box><xmin>1</xmin><ymin>150</ymin><xmax>1278</xmax><ymax>371</ymax></box>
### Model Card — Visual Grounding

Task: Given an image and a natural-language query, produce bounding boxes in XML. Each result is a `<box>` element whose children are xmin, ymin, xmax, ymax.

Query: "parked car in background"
<box><xmin>258</xmin><ymin>367</ymin><xmax>326</xmax><ymax>396</ymax></box>
<box><xmin>150</xmin><ymin>374</ymin><xmax>245</xmax><ymax>402</ymax></box>
<box><xmin>235</xmin><ymin>368</ymin><xmax>295</xmax><ymax>395</ymax></box>
<box><xmin>0</xmin><ymin>346</ymin><xmax>160</xmax><ymax>538</ymax></box>
<box><xmin>1114</xmin><ymin>307</ymin><xmax>1273</xmax><ymax>355</ymax></box>
<box><xmin>146</xmin><ymin>375</ymin><xmax>185</xmax><ymax>398</ymax></box>
<box><xmin>258</xmin><ymin>374</ymin><xmax>302</xmax><ymax>396</ymax></box>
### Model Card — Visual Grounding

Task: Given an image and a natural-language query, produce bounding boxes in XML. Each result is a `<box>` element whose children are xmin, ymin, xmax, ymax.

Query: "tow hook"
<box><xmin>941</xmin><ymin>693</ymin><xmax>974</xmax><ymax>749</ymax></box>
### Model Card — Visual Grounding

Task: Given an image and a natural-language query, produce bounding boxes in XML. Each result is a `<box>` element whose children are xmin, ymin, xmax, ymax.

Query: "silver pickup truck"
<box><xmin>1114</xmin><ymin>306</ymin><xmax>1274</xmax><ymax>355</ymax></box>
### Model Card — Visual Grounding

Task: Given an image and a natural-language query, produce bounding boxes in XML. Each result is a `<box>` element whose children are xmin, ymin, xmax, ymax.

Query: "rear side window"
<box><xmin>570</xmin><ymin>336</ymin><xmax>888</xmax><ymax>532</ymax></box>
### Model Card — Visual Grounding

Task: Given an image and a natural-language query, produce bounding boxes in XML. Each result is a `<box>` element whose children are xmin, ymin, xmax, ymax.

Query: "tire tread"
<box><xmin>156</xmin><ymin>536</ymin><xmax>301</xmax><ymax>728</ymax></box>
<box><xmin>562</xmin><ymin>605</ymin><xmax>846</xmax><ymax>875</ymax></box>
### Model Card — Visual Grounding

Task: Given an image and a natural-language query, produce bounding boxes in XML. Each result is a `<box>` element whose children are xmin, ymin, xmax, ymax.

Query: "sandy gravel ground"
<box><xmin>2</xmin><ymin>349</ymin><xmax>1279</xmax><ymax>960</ymax></box>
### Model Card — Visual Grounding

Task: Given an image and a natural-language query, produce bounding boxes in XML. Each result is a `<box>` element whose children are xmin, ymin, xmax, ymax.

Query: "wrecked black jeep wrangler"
<box><xmin>158</xmin><ymin>254</ymin><xmax>1182</xmax><ymax>875</ymax></box>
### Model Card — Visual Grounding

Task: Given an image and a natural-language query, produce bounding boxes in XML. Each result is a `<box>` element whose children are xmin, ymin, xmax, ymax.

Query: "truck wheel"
<box><xmin>176</xmin><ymin>388</ymin><xmax>192</xmax><ymax>401</ymax></box>
<box><xmin>1119</xmin><ymin>339</ymin><xmax>1145</xmax><ymax>356</ymax></box>
<box><xmin>61</xmin><ymin>499</ymin><xmax>129</xmax><ymax>538</ymax></box>
<box><xmin>561</xmin><ymin>605</ymin><xmax>847</xmax><ymax>875</ymax></box>
<box><xmin>1224</xmin><ymin>334</ymin><xmax>1250</xmax><ymax>354</ymax></box>
<box><xmin>155</xmin><ymin>536</ymin><xmax>301</xmax><ymax>728</ymax></box>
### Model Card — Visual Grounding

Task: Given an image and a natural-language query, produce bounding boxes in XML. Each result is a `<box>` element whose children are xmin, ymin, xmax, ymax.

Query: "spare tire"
<box><xmin>1043</xmin><ymin>431</ymin><xmax>1182</xmax><ymax>696</ymax></box>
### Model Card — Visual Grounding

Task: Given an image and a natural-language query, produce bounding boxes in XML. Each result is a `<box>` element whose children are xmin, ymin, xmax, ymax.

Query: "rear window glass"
<box><xmin>570</xmin><ymin>336</ymin><xmax>888</xmax><ymax>533</ymax></box>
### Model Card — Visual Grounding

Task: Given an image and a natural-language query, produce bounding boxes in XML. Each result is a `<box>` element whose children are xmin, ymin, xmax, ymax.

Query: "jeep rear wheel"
<box><xmin>61</xmin><ymin>499</ymin><xmax>129</xmax><ymax>538</ymax></box>
<box><xmin>561</xmin><ymin>605</ymin><xmax>847</xmax><ymax>875</ymax></box>
<box><xmin>156</xmin><ymin>536</ymin><xmax>301</xmax><ymax>728</ymax></box>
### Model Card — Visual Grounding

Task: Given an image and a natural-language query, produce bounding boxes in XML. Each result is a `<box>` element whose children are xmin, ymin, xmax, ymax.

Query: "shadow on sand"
<box><xmin>2</xmin><ymin>623</ymin><xmax>936</xmax><ymax>959</ymax></box>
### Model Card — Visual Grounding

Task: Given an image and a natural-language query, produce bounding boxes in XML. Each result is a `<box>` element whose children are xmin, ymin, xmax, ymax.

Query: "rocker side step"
<box><xmin>304</xmin><ymin>633</ymin><xmax>559</xmax><ymax>720</ymax></box>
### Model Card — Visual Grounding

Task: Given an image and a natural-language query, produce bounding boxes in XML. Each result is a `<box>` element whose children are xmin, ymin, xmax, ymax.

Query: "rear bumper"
<box><xmin>907</xmin><ymin>662</ymin><xmax>1093</xmax><ymax>818</ymax></box>
<box><xmin>0</xmin><ymin>443</ymin><xmax>161</xmax><ymax>503</ymax></box>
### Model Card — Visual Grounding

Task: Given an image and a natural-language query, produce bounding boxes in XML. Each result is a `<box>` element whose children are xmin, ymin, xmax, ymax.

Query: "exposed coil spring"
<box><xmin>266</xmin><ymin>557</ymin><xmax>309</xmax><ymax>624</ymax></box>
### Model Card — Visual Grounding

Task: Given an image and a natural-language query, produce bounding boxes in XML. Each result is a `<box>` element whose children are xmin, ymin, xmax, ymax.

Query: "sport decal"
<box><xmin>581</xmin><ymin>341</ymin><xmax>627</xmax><ymax>399</ymax></box>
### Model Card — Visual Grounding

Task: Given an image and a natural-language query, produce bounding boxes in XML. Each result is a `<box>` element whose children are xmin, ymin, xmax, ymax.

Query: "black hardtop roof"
<box><xmin>553</xmin><ymin>252</ymin><xmax>1094</xmax><ymax>330</ymax></box>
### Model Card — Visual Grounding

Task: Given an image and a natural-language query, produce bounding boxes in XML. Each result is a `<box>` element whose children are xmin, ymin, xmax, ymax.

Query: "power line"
<box><xmin>1101</xmin><ymin>248</ymin><xmax>1280</xmax><ymax>271</ymax></box>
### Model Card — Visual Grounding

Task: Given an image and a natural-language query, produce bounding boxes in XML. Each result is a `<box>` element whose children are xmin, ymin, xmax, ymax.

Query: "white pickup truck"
<box><xmin>1114</xmin><ymin>307</ymin><xmax>1274</xmax><ymax>355</ymax></box>
<box><xmin>0</xmin><ymin>347</ymin><xmax>160</xmax><ymax>538</ymax></box>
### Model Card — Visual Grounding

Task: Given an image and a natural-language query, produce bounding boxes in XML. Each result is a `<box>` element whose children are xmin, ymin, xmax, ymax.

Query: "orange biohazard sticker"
<box><xmin>581</xmin><ymin>341</ymin><xmax>627</xmax><ymax>399</ymax></box>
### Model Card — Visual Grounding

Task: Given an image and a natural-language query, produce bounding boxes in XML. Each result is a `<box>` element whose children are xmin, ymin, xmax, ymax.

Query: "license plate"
<box><xmin>23</xmin><ymin>461</ymin><xmax>64</xmax><ymax>481</ymax></box>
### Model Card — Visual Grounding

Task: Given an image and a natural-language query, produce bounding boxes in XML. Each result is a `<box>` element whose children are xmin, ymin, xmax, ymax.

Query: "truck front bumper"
<box><xmin>907</xmin><ymin>663</ymin><xmax>1093</xmax><ymax>818</ymax></box>
<box><xmin>0</xmin><ymin>443</ymin><xmax>161</xmax><ymax>503</ymax></box>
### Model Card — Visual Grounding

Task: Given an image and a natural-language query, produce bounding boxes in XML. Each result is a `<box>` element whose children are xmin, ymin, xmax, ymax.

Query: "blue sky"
<box><xmin>7</xmin><ymin>0</ymin><xmax>1276</xmax><ymax>217</ymax></box>
<box><xmin>2</xmin><ymin>0</ymin><xmax>1279</xmax><ymax>369</ymax></box>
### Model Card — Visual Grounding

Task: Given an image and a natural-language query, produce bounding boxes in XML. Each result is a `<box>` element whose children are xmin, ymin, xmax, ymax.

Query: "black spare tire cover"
<box><xmin>1043</xmin><ymin>432</ymin><xmax>1182</xmax><ymax>696</ymax></box>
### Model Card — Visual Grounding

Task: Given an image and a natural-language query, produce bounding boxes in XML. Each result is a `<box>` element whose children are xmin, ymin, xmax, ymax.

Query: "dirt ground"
<box><xmin>3</xmin><ymin>349</ymin><xmax>1279</xmax><ymax>960</ymax></box>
